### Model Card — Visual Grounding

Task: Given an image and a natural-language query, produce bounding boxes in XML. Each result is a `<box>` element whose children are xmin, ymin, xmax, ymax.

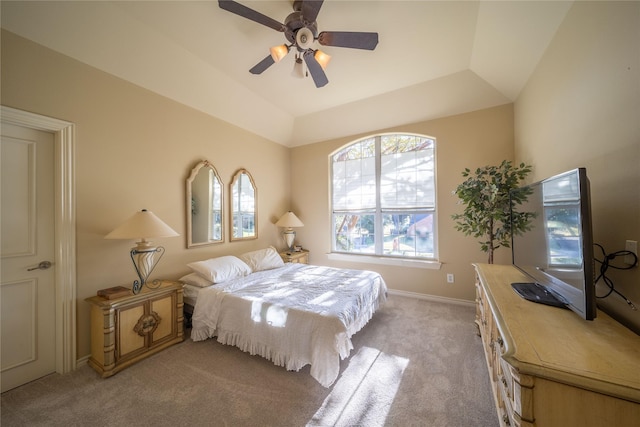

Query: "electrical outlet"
<box><xmin>625</xmin><ymin>240</ymin><xmax>638</xmax><ymax>266</ymax></box>
<box><xmin>447</xmin><ymin>274</ymin><xmax>454</xmax><ymax>283</ymax></box>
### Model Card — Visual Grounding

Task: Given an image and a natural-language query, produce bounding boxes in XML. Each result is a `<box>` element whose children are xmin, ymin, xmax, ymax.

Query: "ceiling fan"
<box><xmin>218</xmin><ymin>0</ymin><xmax>379</xmax><ymax>88</ymax></box>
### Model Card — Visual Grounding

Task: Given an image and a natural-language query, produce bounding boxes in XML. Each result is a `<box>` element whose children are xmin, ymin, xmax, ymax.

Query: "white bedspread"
<box><xmin>191</xmin><ymin>263</ymin><xmax>387</xmax><ymax>387</ymax></box>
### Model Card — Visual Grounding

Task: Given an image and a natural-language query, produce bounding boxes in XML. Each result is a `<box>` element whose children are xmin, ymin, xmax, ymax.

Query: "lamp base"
<box><xmin>282</xmin><ymin>229</ymin><xmax>296</xmax><ymax>251</ymax></box>
<box><xmin>130</xmin><ymin>246</ymin><xmax>165</xmax><ymax>294</ymax></box>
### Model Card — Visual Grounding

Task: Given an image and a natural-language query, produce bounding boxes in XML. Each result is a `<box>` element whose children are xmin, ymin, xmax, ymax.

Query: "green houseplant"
<box><xmin>452</xmin><ymin>160</ymin><xmax>536</xmax><ymax>264</ymax></box>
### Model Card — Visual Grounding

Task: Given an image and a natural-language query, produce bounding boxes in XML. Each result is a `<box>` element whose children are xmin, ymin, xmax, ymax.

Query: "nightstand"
<box><xmin>85</xmin><ymin>280</ymin><xmax>184</xmax><ymax>378</ymax></box>
<box><xmin>280</xmin><ymin>249</ymin><xmax>309</xmax><ymax>264</ymax></box>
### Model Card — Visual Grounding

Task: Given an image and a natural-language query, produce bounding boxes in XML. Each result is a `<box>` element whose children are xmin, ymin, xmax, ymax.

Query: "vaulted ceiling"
<box><xmin>1</xmin><ymin>1</ymin><xmax>573</xmax><ymax>146</ymax></box>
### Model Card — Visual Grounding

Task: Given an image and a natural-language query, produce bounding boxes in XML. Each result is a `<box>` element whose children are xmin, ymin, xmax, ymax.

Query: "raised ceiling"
<box><xmin>1</xmin><ymin>1</ymin><xmax>573</xmax><ymax>146</ymax></box>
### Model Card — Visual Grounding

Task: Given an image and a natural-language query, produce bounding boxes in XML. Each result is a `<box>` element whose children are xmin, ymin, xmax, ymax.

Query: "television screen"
<box><xmin>510</xmin><ymin>168</ymin><xmax>596</xmax><ymax>320</ymax></box>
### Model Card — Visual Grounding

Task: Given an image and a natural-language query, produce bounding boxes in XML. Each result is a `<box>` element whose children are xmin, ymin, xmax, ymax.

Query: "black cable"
<box><xmin>593</xmin><ymin>243</ymin><xmax>638</xmax><ymax>310</ymax></box>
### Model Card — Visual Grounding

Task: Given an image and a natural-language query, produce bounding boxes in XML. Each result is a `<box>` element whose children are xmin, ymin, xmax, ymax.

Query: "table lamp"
<box><xmin>275</xmin><ymin>211</ymin><xmax>304</xmax><ymax>251</ymax></box>
<box><xmin>105</xmin><ymin>209</ymin><xmax>179</xmax><ymax>294</ymax></box>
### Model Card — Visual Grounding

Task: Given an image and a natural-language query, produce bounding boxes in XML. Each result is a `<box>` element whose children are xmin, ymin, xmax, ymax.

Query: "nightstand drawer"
<box><xmin>280</xmin><ymin>250</ymin><xmax>309</xmax><ymax>264</ymax></box>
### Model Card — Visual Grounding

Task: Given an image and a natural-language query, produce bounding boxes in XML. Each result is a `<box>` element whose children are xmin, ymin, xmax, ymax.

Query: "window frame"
<box><xmin>330</xmin><ymin>133</ymin><xmax>438</xmax><ymax>261</ymax></box>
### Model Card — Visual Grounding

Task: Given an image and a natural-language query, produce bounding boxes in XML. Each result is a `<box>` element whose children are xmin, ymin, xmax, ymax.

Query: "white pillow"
<box><xmin>240</xmin><ymin>246</ymin><xmax>285</xmax><ymax>272</ymax></box>
<box><xmin>179</xmin><ymin>272</ymin><xmax>214</xmax><ymax>288</ymax></box>
<box><xmin>187</xmin><ymin>256</ymin><xmax>251</xmax><ymax>283</ymax></box>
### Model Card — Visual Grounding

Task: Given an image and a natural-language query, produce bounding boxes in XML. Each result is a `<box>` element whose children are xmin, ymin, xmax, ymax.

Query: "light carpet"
<box><xmin>1</xmin><ymin>295</ymin><xmax>498</xmax><ymax>426</ymax></box>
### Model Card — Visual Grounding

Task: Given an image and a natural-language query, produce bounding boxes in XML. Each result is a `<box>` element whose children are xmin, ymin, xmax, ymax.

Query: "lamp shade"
<box><xmin>270</xmin><ymin>44</ymin><xmax>289</xmax><ymax>62</ymax></box>
<box><xmin>105</xmin><ymin>209</ymin><xmax>179</xmax><ymax>240</ymax></box>
<box><xmin>275</xmin><ymin>211</ymin><xmax>304</xmax><ymax>229</ymax></box>
<box><xmin>292</xmin><ymin>56</ymin><xmax>305</xmax><ymax>79</ymax></box>
<box><xmin>314</xmin><ymin>50</ymin><xmax>331</xmax><ymax>70</ymax></box>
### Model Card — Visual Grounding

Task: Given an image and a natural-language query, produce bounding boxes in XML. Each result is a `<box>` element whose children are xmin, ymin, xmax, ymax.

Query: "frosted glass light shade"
<box><xmin>314</xmin><ymin>50</ymin><xmax>331</xmax><ymax>70</ymax></box>
<box><xmin>292</xmin><ymin>56</ymin><xmax>305</xmax><ymax>78</ymax></box>
<box><xmin>270</xmin><ymin>44</ymin><xmax>289</xmax><ymax>62</ymax></box>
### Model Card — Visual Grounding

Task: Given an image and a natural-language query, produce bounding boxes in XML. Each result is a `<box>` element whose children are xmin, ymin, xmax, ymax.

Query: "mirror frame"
<box><xmin>230</xmin><ymin>168</ymin><xmax>258</xmax><ymax>241</ymax></box>
<box><xmin>186</xmin><ymin>160</ymin><xmax>224</xmax><ymax>248</ymax></box>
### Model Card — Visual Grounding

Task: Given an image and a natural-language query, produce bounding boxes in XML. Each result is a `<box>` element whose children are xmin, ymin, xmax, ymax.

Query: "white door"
<box><xmin>1</xmin><ymin>123</ymin><xmax>56</xmax><ymax>392</ymax></box>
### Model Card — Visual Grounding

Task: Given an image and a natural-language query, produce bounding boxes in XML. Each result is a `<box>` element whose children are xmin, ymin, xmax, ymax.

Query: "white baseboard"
<box><xmin>387</xmin><ymin>289</ymin><xmax>475</xmax><ymax>307</ymax></box>
<box><xmin>76</xmin><ymin>355</ymin><xmax>90</xmax><ymax>367</ymax></box>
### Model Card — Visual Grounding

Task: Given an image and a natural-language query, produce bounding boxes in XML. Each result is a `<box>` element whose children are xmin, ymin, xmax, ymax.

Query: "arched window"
<box><xmin>331</xmin><ymin>133</ymin><xmax>436</xmax><ymax>259</ymax></box>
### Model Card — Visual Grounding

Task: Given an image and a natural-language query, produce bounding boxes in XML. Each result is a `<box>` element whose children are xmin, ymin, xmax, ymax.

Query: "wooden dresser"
<box><xmin>474</xmin><ymin>263</ymin><xmax>640</xmax><ymax>427</ymax></box>
<box><xmin>86</xmin><ymin>280</ymin><xmax>184</xmax><ymax>377</ymax></box>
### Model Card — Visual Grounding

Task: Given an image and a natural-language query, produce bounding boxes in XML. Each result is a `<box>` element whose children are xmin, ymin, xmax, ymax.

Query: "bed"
<box><xmin>181</xmin><ymin>248</ymin><xmax>387</xmax><ymax>387</ymax></box>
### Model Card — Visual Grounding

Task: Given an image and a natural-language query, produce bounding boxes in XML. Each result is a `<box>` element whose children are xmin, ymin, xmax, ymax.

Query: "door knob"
<box><xmin>27</xmin><ymin>261</ymin><xmax>52</xmax><ymax>271</ymax></box>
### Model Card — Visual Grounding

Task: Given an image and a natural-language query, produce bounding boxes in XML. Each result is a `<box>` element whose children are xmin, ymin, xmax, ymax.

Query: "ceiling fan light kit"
<box><xmin>292</xmin><ymin>55</ymin><xmax>305</xmax><ymax>79</ymax></box>
<box><xmin>269</xmin><ymin>44</ymin><xmax>290</xmax><ymax>62</ymax></box>
<box><xmin>218</xmin><ymin>0</ymin><xmax>379</xmax><ymax>88</ymax></box>
<box><xmin>314</xmin><ymin>49</ymin><xmax>331</xmax><ymax>70</ymax></box>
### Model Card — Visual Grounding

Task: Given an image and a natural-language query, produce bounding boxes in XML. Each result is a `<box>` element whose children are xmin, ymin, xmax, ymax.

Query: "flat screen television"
<box><xmin>510</xmin><ymin>168</ymin><xmax>597</xmax><ymax>320</ymax></box>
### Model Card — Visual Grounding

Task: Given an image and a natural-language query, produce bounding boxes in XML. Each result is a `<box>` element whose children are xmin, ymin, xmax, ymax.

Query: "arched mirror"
<box><xmin>230</xmin><ymin>169</ymin><xmax>257</xmax><ymax>241</ymax></box>
<box><xmin>186</xmin><ymin>160</ymin><xmax>223</xmax><ymax>247</ymax></box>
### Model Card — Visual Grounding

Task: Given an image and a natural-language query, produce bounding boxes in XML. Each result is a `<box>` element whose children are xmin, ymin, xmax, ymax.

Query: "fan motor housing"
<box><xmin>284</xmin><ymin>11</ymin><xmax>317</xmax><ymax>47</ymax></box>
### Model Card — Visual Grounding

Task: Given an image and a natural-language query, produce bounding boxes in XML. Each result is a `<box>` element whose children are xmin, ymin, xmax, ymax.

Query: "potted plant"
<box><xmin>452</xmin><ymin>160</ymin><xmax>536</xmax><ymax>264</ymax></box>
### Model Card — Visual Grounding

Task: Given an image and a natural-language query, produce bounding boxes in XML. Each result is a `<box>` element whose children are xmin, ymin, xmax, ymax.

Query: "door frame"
<box><xmin>1</xmin><ymin>105</ymin><xmax>77</xmax><ymax>374</ymax></box>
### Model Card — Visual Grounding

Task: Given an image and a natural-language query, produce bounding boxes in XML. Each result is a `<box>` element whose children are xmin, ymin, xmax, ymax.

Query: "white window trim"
<box><xmin>327</xmin><ymin>252</ymin><xmax>442</xmax><ymax>269</ymax></box>
<box><xmin>330</xmin><ymin>132</ymin><xmax>438</xmax><ymax>261</ymax></box>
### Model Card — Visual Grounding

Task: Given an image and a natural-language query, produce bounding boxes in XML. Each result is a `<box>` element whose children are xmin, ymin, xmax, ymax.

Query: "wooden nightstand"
<box><xmin>280</xmin><ymin>249</ymin><xmax>309</xmax><ymax>264</ymax></box>
<box><xmin>85</xmin><ymin>280</ymin><xmax>184</xmax><ymax>378</ymax></box>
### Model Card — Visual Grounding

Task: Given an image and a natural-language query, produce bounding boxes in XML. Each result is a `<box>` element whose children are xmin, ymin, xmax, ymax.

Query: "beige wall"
<box><xmin>1</xmin><ymin>30</ymin><xmax>291</xmax><ymax>358</ymax></box>
<box><xmin>4</xmin><ymin>0</ymin><xmax>636</xmax><ymax>363</ymax></box>
<box><xmin>290</xmin><ymin>104</ymin><xmax>514</xmax><ymax>301</ymax></box>
<box><xmin>515</xmin><ymin>1</ymin><xmax>640</xmax><ymax>332</ymax></box>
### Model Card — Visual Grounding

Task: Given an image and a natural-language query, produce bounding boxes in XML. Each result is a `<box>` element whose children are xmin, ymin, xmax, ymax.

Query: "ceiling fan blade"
<box><xmin>249</xmin><ymin>55</ymin><xmax>276</xmax><ymax>74</ymax></box>
<box><xmin>218</xmin><ymin>0</ymin><xmax>285</xmax><ymax>32</ymax></box>
<box><xmin>318</xmin><ymin>31</ymin><xmax>379</xmax><ymax>50</ymax></box>
<box><xmin>303</xmin><ymin>51</ymin><xmax>329</xmax><ymax>88</ymax></box>
<box><xmin>301</xmin><ymin>0</ymin><xmax>324</xmax><ymax>23</ymax></box>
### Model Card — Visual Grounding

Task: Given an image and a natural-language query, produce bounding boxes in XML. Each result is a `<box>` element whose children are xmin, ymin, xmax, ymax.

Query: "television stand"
<box><xmin>475</xmin><ymin>264</ymin><xmax>640</xmax><ymax>426</ymax></box>
<box><xmin>511</xmin><ymin>282</ymin><xmax>568</xmax><ymax>308</ymax></box>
